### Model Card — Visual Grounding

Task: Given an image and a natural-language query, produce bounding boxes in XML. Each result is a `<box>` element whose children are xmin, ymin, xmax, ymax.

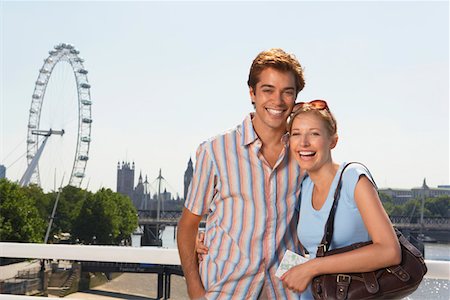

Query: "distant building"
<box><xmin>117</xmin><ymin>161</ymin><xmax>135</xmax><ymax>200</ymax></box>
<box><xmin>184</xmin><ymin>158</ymin><xmax>193</xmax><ymax>200</ymax></box>
<box><xmin>379</xmin><ymin>178</ymin><xmax>450</xmax><ymax>204</ymax></box>
<box><xmin>0</xmin><ymin>164</ymin><xmax>5</xmax><ymax>179</ymax></box>
<box><xmin>116</xmin><ymin>161</ymin><xmax>183</xmax><ymax>211</ymax></box>
<box><xmin>133</xmin><ymin>172</ymin><xmax>147</xmax><ymax>209</ymax></box>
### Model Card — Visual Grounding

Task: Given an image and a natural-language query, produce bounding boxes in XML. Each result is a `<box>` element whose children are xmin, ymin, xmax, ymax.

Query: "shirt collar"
<box><xmin>240</xmin><ymin>113</ymin><xmax>290</xmax><ymax>147</ymax></box>
<box><xmin>240</xmin><ymin>113</ymin><xmax>258</xmax><ymax>146</ymax></box>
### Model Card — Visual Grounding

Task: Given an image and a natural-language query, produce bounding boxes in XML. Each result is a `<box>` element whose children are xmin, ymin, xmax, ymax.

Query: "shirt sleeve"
<box><xmin>342</xmin><ymin>163</ymin><xmax>377</xmax><ymax>208</ymax></box>
<box><xmin>184</xmin><ymin>142</ymin><xmax>217</xmax><ymax>216</ymax></box>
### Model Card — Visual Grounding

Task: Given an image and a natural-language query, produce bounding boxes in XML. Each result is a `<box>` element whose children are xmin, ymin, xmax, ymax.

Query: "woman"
<box><xmin>197</xmin><ymin>100</ymin><xmax>401</xmax><ymax>299</ymax></box>
<box><xmin>280</xmin><ymin>100</ymin><xmax>401</xmax><ymax>298</ymax></box>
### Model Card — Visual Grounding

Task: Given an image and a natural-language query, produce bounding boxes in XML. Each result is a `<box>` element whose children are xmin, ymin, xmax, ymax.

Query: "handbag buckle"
<box><xmin>336</xmin><ymin>274</ymin><xmax>351</xmax><ymax>283</ymax></box>
<box><xmin>318</xmin><ymin>243</ymin><xmax>326</xmax><ymax>253</ymax></box>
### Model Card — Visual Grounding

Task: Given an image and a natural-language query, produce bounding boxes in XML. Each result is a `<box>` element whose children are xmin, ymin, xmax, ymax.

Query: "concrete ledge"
<box><xmin>1</xmin><ymin>243</ymin><xmax>448</xmax><ymax>281</ymax></box>
<box><xmin>0</xmin><ymin>243</ymin><xmax>180</xmax><ymax>265</ymax></box>
<box><xmin>425</xmin><ymin>260</ymin><xmax>450</xmax><ymax>280</ymax></box>
<box><xmin>0</xmin><ymin>295</ymin><xmax>66</xmax><ymax>299</ymax></box>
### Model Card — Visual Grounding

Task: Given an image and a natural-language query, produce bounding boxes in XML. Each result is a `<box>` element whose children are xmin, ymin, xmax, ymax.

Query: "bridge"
<box><xmin>138</xmin><ymin>210</ymin><xmax>450</xmax><ymax>231</ymax></box>
<box><xmin>390</xmin><ymin>216</ymin><xmax>450</xmax><ymax>231</ymax></box>
<box><xmin>137</xmin><ymin>210</ymin><xmax>206</xmax><ymax>246</ymax></box>
<box><xmin>138</xmin><ymin>210</ymin><xmax>183</xmax><ymax>226</ymax></box>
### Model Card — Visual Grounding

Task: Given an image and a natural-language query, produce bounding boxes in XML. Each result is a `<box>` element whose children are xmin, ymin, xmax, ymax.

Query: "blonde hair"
<box><xmin>288</xmin><ymin>107</ymin><xmax>338</xmax><ymax>136</ymax></box>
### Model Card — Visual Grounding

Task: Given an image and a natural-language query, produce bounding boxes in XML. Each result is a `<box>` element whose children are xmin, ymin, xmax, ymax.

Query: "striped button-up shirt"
<box><xmin>185</xmin><ymin>114</ymin><xmax>302</xmax><ymax>299</ymax></box>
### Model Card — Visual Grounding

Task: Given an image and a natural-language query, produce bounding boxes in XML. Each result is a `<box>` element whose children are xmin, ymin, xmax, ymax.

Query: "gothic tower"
<box><xmin>184</xmin><ymin>158</ymin><xmax>194</xmax><ymax>200</ymax></box>
<box><xmin>133</xmin><ymin>171</ymin><xmax>145</xmax><ymax>209</ymax></box>
<box><xmin>117</xmin><ymin>161</ymin><xmax>135</xmax><ymax>200</ymax></box>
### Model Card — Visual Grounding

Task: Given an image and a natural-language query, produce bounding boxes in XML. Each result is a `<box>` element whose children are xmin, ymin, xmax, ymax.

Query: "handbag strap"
<box><xmin>316</xmin><ymin>162</ymin><xmax>377</xmax><ymax>257</ymax></box>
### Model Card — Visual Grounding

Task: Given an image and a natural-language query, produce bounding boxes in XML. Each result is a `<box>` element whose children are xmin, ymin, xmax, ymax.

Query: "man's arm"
<box><xmin>177</xmin><ymin>208</ymin><xmax>205</xmax><ymax>299</ymax></box>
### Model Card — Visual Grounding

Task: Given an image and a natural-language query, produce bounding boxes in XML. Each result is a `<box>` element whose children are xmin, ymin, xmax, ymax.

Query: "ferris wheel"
<box><xmin>20</xmin><ymin>43</ymin><xmax>92</xmax><ymax>189</ymax></box>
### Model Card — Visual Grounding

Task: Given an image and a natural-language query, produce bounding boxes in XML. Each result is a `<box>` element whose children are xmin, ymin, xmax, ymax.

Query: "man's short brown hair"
<box><xmin>247</xmin><ymin>48</ymin><xmax>305</xmax><ymax>95</ymax></box>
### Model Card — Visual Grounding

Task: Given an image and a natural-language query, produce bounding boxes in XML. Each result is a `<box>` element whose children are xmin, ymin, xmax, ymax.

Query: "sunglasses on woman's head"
<box><xmin>292</xmin><ymin>100</ymin><xmax>329</xmax><ymax>114</ymax></box>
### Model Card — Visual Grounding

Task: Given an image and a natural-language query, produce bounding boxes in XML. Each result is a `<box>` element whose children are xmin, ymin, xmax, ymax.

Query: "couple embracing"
<box><xmin>177</xmin><ymin>48</ymin><xmax>400</xmax><ymax>300</ymax></box>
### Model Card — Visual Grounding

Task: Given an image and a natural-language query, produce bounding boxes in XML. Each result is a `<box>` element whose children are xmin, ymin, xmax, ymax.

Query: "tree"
<box><xmin>0</xmin><ymin>179</ymin><xmax>46</xmax><ymax>242</ymax></box>
<box><xmin>379</xmin><ymin>192</ymin><xmax>393</xmax><ymax>204</ymax></box>
<box><xmin>114</xmin><ymin>191</ymin><xmax>138</xmax><ymax>244</ymax></box>
<box><xmin>381</xmin><ymin>201</ymin><xmax>395</xmax><ymax>216</ymax></box>
<box><xmin>389</xmin><ymin>205</ymin><xmax>404</xmax><ymax>217</ymax></box>
<box><xmin>52</xmin><ymin>185</ymin><xmax>89</xmax><ymax>235</ymax></box>
<box><xmin>424</xmin><ymin>196</ymin><xmax>450</xmax><ymax>218</ymax></box>
<box><xmin>72</xmin><ymin>188</ymin><xmax>137</xmax><ymax>244</ymax></box>
<box><xmin>22</xmin><ymin>184</ymin><xmax>51</xmax><ymax>221</ymax></box>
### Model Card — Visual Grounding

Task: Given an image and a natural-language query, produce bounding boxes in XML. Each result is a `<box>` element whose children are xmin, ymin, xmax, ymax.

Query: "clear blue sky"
<box><xmin>1</xmin><ymin>1</ymin><xmax>448</xmax><ymax>196</ymax></box>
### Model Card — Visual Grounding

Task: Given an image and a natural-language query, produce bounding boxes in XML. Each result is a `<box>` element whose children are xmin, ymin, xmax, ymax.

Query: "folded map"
<box><xmin>275</xmin><ymin>249</ymin><xmax>309</xmax><ymax>278</ymax></box>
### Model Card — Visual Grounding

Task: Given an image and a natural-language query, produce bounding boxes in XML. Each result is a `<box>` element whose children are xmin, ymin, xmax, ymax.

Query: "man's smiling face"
<box><xmin>250</xmin><ymin>67</ymin><xmax>297</xmax><ymax>133</ymax></box>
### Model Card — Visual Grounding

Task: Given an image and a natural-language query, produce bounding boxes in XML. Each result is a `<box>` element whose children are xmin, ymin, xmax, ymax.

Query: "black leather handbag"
<box><xmin>312</xmin><ymin>163</ymin><xmax>427</xmax><ymax>300</ymax></box>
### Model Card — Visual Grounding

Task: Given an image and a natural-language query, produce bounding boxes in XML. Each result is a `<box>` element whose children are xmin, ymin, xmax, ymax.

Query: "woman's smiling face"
<box><xmin>289</xmin><ymin>111</ymin><xmax>337</xmax><ymax>173</ymax></box>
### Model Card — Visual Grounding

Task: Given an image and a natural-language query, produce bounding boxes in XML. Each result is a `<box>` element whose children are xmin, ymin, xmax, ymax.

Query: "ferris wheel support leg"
<box><xmin>19</xmin><ymin>137</ymin><xmax>49</xmax><ymax>186</ymax></box>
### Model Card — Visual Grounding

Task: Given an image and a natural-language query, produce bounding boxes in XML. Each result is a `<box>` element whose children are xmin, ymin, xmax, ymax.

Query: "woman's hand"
<box><xmin>195</xmin><ymin>230</ymin><xmax>209</xmax><ymax>262</ymax></box>
<box><xmin>281</xmin><ymin>261</ymin><xmax>316</xmax><ymax>294</ymax></box>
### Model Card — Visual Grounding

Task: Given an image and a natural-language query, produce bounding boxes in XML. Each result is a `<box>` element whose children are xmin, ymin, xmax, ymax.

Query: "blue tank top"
<box><xmin>297</xmin><ymin>162</ymin><xmax>374</xmax><ymax>299</ymax></box>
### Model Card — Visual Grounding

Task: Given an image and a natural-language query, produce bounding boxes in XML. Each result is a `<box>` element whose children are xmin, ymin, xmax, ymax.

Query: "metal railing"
<box><xmin>390</xmin><ymin>216</ymin><xmax>450</xmax><ymax>230</ymax></box>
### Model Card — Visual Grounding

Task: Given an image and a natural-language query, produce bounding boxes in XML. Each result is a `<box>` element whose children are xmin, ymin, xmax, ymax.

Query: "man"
<box><xmin>177</xmin><ymin>48</ymin><xmax>305</xmax><ymax>299</ymax></box>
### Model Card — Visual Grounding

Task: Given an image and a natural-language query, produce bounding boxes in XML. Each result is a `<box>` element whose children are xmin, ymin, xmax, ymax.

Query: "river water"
<box><xmin>161</xmin><ymin>226</ymin><xmax>450</xmax><ymax>299</ymax></box>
